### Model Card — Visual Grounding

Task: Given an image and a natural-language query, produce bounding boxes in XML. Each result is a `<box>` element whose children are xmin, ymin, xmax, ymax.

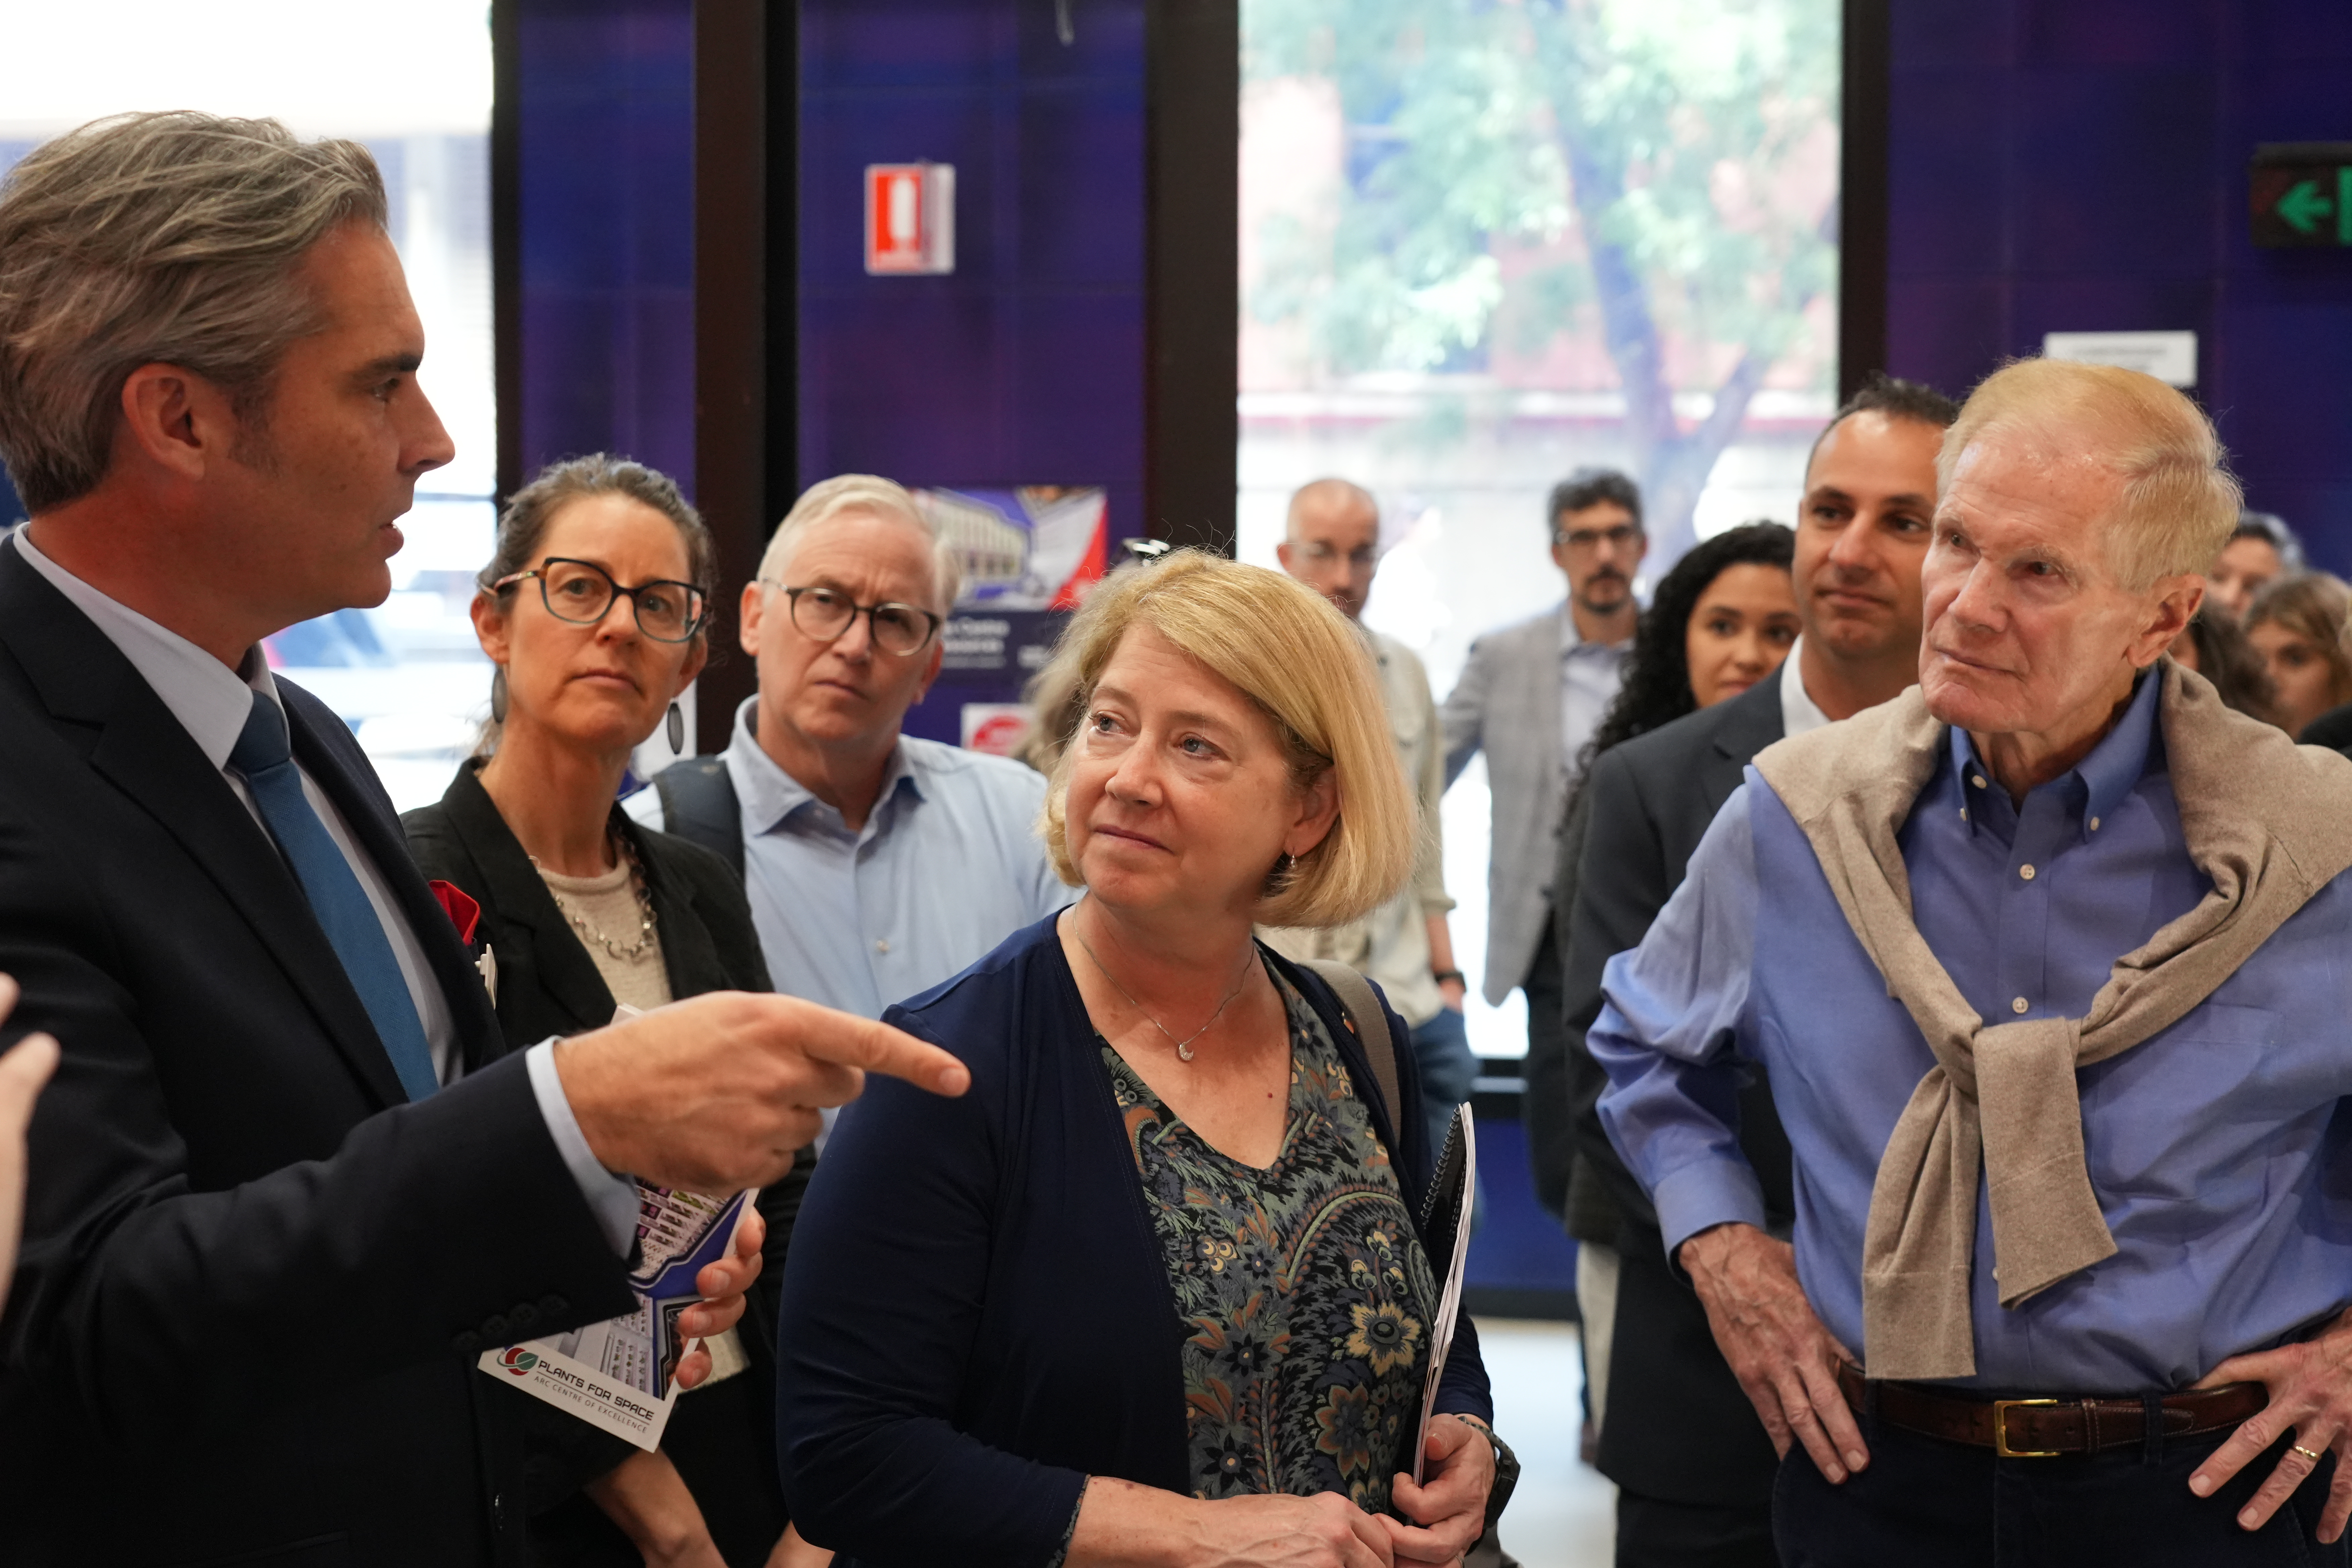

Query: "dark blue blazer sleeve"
<box><xmin>775</xmin><ymin>1006</ymin><xmax>1086</xmax><ymax>1564</ymax></box>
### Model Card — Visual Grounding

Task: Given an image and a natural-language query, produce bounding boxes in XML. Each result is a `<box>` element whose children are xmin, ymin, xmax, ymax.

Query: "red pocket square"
<box><xmin>429</xmin><ymin>880</ymin><xmax>482</xmax><ymax>947</ymax></box>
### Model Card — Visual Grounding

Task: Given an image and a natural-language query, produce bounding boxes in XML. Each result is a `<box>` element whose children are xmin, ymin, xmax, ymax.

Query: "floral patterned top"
<box><xmin>1103</xmin><ymin>966</ymin><xmax>1438</xmax><ymax>1514</ymax></box>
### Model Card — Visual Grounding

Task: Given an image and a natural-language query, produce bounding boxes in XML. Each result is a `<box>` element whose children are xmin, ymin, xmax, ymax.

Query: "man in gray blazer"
<box><xmin>1557</xmin><ymin>375</ymin><xmax>1956</xmax><ymax>1567</ymax></box>
<box><xmin>1441</xmin><ymin>468</ymin><xmax>1646</xmax><ymax>1072</ymax></box>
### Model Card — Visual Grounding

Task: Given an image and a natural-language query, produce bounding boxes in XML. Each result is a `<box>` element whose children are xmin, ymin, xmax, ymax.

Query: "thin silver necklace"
<box><xmin>533</xmin><ymin>837</ymin><xmax>659</xmax><ymax>962</ymax></box>
<box><xmin>1074</xmin><ymin>929</ymin><xmax>1257</xmax><ymax>1061</ymax></box>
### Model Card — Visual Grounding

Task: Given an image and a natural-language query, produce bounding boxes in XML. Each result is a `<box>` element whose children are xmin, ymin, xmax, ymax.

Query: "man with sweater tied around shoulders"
<box><xmin>1593</xmin><ymin>357</ymin><xmax>2352</xmax><ymax>1564</ymax></box>
<box><xmin>0</xmin><ymin>111</ymin><xmax>965</xmax><ymax>1564</ymax></box>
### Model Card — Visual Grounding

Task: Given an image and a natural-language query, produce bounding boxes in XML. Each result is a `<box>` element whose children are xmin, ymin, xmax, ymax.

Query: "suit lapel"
<box><xmin>438</xmin><ymin>762</ymin><xmax>617</xmax><ymax>1033</ymax></box>
<box><xmin>1709</xmin><ymin>664</ymin><xmax>1791</xmax><ymax>793</ymax></box>
<box><xmin>0</xmin><ymin>552</ymin><xmax>407</xmax><ymax>1108</ymax></box>
<box><xmin>630</xmin><ymin>824</ymin><xmax>729</xmax><ymax>999</ymax></box>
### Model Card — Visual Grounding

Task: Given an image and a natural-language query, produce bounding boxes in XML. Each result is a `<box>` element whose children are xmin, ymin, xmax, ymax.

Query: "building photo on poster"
<box><xmin>905</xmin><ymin>486</ymin><xmax>1115</xmax><ymax>755</ymax></box>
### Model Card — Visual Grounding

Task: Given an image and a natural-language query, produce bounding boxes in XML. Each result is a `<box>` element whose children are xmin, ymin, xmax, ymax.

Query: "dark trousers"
<box><xmin>1617</xmin><ymin>1488</ymin><xmax>1776</xmax><ymax>1568</ymax></box>
<box><xmin>1774</xmin><ymin>1412</ymin><xmax>2350</xmax><ymax>1567</ymax></box>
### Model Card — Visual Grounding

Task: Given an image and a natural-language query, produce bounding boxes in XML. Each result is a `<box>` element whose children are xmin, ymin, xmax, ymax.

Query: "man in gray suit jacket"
<box><xmin>1441</xmin><ymin>469</ymin><xmax>1647</xmax><ymax>1071</ymax></box>
<box><xmin>1558</xmin><ymin>376</ymin><xmax>1955</xmax><ymax>1567</ymax></box>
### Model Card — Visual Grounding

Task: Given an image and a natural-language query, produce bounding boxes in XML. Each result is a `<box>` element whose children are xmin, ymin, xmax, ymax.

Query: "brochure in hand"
<box><xmin>1412</xmin><ymin>1100</ymin><xmax>1476</xmax><ymax>1484</ymax></box>
<box><xmin>477</xmin><ymin>1181</ymin><xmax>757</xmax><ymax>1451</ymax></box>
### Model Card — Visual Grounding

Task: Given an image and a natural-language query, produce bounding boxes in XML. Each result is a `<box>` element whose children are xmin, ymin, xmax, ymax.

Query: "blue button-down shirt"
<box><xmin>713</xmin><ymin>698</ymin><xmax>1075</xmax><ymax>1023</ymax></box>
<box><xmin>1591</xmin><ymin>672</ymin><xmax>2352</xmax><ymax>1389</ymax></box>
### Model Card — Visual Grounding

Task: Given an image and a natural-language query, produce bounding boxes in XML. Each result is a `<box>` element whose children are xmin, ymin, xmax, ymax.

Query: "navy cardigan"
<box><xmin>776</xmin><ymin>914</ymin><xmax>1493</xmax><ymax>1567</ymax></box>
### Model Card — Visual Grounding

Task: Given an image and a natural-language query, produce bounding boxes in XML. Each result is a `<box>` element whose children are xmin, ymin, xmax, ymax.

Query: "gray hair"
<box><xmin>0</xmin><ymin>111</ymin><xmax>387</xmax><ymax>513</ymax></box>
<box><xmin>755</xmin><ymin>473</ymin><xmax>962</xmax><ymax>617</ymax></box>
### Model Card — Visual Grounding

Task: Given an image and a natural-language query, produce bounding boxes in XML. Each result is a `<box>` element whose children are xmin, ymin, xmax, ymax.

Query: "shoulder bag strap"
<box><xmin>1299</xmin><ymin>958</ymin><xmax>1406</xmax><ymax>1136</ymax></box>
<box><xmin>650</xmin><ymin>757</ymin><xmax>745</xmax><ymax>880</ymax></box>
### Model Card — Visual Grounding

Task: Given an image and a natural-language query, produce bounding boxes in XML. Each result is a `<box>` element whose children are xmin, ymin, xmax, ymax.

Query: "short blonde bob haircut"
<box><xmin>1039</xmin><ymin>549</ymin><xmax>1416</xmax><ymax>930</ymax></box>
<box><xmin>755</xmin><ymin>473</ymin><xmax>962</xmax><ymax>615</ymax></box>
<box><xmin>1938</xmin><ymin>357</ymin><xmax>2242</xmax><ymax>592</ymax></box>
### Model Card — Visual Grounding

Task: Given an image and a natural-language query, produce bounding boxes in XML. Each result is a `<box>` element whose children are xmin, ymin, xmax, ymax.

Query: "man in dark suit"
<box><xmin>0</xmin><ymin>113</ymin><xmax>965</xmax><ymax>1566</ymax></box>
<box><xmin>1554</xmin><ymin>376</ymin><xmax>1955</xmax><ymax>1566</ymax></box>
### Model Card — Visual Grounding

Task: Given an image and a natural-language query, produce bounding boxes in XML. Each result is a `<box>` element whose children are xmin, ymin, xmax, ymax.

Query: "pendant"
<box><xmin>1176</xmin><ymin>1041</ymin><xmax>1195</xmax><ymax>1062</ymax></box>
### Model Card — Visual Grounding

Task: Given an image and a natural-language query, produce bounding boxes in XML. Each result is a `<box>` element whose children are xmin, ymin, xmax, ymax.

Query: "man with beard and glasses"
<box><xmin>1442</xmin><ymin>468</ymin><xmax>1646</xmax><ymax>1087</ymax></box>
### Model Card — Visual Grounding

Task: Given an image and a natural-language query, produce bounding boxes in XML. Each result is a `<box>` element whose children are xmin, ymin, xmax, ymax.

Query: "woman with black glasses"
<box><xmin>403</xmin><ymin>454</ymin><xmax>798</xmax><ymax>1568</ymax></box>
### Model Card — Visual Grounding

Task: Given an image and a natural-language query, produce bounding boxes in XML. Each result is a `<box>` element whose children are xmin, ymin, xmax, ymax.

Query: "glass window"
<box><xmin>1240</xmin><ymin>0</ymin><xmax>1841</xmax><ymax>1054</ymax></box>
<box><xmin>0</xmin><ymin>1</ymin><xmax>498</xmax><ymax>812</ymax></box>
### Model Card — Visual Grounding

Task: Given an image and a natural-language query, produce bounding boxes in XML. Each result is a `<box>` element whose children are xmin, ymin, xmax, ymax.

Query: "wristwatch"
<box><xmin>1432</xmin><ymin>969</ymin><xmax>1466</xmax><ymax>986</ymax></box>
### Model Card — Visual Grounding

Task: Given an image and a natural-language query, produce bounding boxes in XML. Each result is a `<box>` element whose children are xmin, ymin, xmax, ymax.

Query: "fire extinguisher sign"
<box><xmin>865</xmin><ymin>162</ymin><xmax>957</xmax><ymax>276</ymax></box>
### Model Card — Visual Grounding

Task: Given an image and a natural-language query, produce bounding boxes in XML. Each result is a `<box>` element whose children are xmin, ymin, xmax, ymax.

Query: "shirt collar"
<box><xmin>721</xmin><ymin>694</ymin><xmax>924</xmax><ymax>836</ymax></box>
<box><xmin>12</xmin><ymin>525</ymin><xmax>278</xmax><ymax>772</ymax></box>
<box><xmin>1947</xmin><ymin>667</ymin><xmax>2160</xmax><ymax>838</ymax></box>
<box><xmin>1778</xmin><ymin>637</ymin><xmax>1833</xmax><ymax>738</ymax></box>
<box><xmin>1559</xmin><ymin>600</ymin><xmax>1633</xmax><ymax>656</ymax></box>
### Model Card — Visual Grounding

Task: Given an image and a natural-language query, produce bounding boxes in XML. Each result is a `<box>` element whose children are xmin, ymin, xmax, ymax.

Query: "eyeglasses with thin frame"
<box><xmin>493</xmin><ymin>557</ymin><xmax>708</xmax><ymax>643</ymax></box>
<box><xmin>1553</xmin><ymin>523</ymin><xmax>1645</xmax><ymax>554</ymax></box>
<box><xmin>762</xmin><ymin>580</ymin><xmax>942</xmax><ymax>656</ymax></box>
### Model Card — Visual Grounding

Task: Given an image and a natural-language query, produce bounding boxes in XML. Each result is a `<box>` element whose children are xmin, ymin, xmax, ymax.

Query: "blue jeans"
<box><xmin>1774</xmin><ymin>1403</ymin><xmax>2348</xmax><ymax>1567</ymax></box>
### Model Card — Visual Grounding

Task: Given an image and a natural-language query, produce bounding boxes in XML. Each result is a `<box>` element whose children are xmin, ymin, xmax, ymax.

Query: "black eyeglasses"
<box><xmin>764</xmin><ymin>581</ymin><xmax>941</xmax><ymax>656</ymax></box>
<box><xmin>493</xmin><ymin>557</ymin><xmax>708</xmax><ymax>643</ymax></box>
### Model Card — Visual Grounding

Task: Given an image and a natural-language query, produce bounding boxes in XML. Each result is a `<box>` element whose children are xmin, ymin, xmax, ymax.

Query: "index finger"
<box><xmin>770</xmin><ymin>998</ymin><xmax>969</xmax><ymax>1097</ymax></box>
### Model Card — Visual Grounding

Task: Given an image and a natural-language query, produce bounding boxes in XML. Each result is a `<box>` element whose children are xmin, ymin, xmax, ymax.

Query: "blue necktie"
<box><xmin>230</xmin><ymin>690</ymin><xmax>439</xmax><ymax>1101</ymax></box>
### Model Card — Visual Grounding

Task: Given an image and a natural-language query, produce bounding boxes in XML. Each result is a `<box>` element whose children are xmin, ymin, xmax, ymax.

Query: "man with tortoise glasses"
<box><xmin>629</xmin><ymin>475</ymin><xmax>1072</xmax><ymax>1107</ymax></box>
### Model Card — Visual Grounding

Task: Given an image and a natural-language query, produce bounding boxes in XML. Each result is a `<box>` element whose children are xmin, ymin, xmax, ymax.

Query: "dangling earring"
<box><xmin>666</xmin><ymin>700</ymin><xmax>685</xmax><ymax>753</ymax></box>
<box><xmin>1264</xmin><ymin>849</ymin><xmax>1296</xmax><ymax>895</ymax></box>
<box><xmin>490</xmin><ymin>666</ymin><xmax>508</xmax><ymax>724</ymax></box>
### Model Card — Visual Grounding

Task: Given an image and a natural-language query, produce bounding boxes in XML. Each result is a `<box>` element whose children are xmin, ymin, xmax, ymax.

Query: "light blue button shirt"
<box><xmin>1592</xmin><ymin>672</ymin><xmax>2352</xmax><ymax>1389</ymax></box>
<box><xmin>714</xmin><ymin>698</ymin><xmax>1075</xmax><ymax>1023</ymax></box>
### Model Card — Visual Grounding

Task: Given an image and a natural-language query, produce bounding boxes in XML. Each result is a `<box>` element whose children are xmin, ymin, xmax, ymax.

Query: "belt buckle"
<box><xmin>1993</xmin><ymin>1398</ymin><xmax>2061</xmax><ymax>1458</ymax></box>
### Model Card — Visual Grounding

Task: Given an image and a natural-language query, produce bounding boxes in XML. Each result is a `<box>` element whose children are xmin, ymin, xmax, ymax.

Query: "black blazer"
<box><xmin>404</xmin><ymin>762</ymin><xmax>803</xmax><ymax>1567</ymax></box>
<box><xmin>0</xmin><ymin>544</ymin><xmax>633</xmax><ymax>1566</ymax></box>
<box><xmin>1556</xmin><ymin>665</ymin><xmax>1796</xmax><ymax>1509</ymax></box>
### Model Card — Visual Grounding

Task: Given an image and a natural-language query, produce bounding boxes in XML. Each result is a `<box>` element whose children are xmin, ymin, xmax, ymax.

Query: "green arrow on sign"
<box><xmin>2278</xmin><ymin>178</ymin><xmax>2335</xmax><ymax>235</ymax></box>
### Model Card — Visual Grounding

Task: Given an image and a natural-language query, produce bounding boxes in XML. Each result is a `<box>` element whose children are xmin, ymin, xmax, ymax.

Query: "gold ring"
<box><xmin>2294</xmin><ymin>1444</ymin><xmax>2326</xmax><ymax>1461</ymax></box>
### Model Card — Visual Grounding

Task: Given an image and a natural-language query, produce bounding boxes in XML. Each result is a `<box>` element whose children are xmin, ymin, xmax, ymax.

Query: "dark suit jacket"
<box><xmin>1558</xmin><ymin>665</ymin><xmax>1797</xmax><ymax>1509</ymax></box>
<box><xmin>0</xmin><ymin>545</ymin><xmax>633</xmax><ymax>1566</ymax></box>
<box><xmin>404</xmin><ymin>762</ymin><xmax>805</xmax><ymax>1567</ymax></box>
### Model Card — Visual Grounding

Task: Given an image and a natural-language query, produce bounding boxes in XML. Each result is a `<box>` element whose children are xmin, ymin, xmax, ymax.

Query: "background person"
<box><xmin>2244</xmin><ymin>571</ymin><xmax>2352</xmax><ymax>738</ymax></box>
<box><xmin>632</xmin><ymin>475</ymin><xmax>1071</xmax><ymax>1088</ymax></box>
<box><xmin>1559</xmin><ymin>374</ymin><xmax>1955</xmax><ymax>1565</ymax></box>
<box><xmin>1522</xmin><ymin>521</ymin><xmax>1796</xmax><ymax>1449</ymax></box>
<box><xmin>2169</xmin><ymin>603</ymin><xmax>2281</xmax><ymax>727</ymax></box>
<box><xmin>0</xmin><ymin>112</ymin><xmax>963</xmax><ymax>1563</ymax></box>
<box><xmin>403</xmin><ymin>455</ymin><xmax>796</xmax><ymax>1568</ymax></box>
<box><xmin>1441</xmin><ymin>467</ymin><xmax>1646</xmax><ymax>1144</ymax></box>
<box><xmin>1270</xmin><ymin>477</ymin><xmax>1473</xmax><ymax>1166</ymax></box>
<box><xmin>2206</xmin><ymin>510</ymin><xmax>2303</xmax><ymax>621</ymax></box>
<box><xmin>777</xmin><ymin>552</ymin><xmax>1506</xmax><ymax>1568</ymax></box>
<box><xmin>1595</xmin><ymin>359</ymin><xmax>2352</xmax><ymax>1565</ymax></box>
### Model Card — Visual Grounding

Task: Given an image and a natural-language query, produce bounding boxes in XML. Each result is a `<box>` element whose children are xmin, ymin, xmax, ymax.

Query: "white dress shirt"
<box><xmin>11</xmin><ymin>528</ymin><xmax>636</xmax><ymax>1252</ymax></box>
<box><xmin>1778</xmin><ymin>636</ymin><xmax>1832</xmax><ymax>740</ymax></box>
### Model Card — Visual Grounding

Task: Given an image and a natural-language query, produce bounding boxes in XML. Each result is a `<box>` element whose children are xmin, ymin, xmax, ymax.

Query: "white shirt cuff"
<box><xmin>526</xmin><ymin>1039</ymin><xmax>640</xmax><ymax>1255</ymax></box>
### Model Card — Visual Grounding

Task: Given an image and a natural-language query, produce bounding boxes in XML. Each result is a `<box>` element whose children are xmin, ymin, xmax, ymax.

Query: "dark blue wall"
<box><xmin>1887</xmin><ymin>0</ymin><xmax>2352</xmax><ymax>568</ymax></box>
<box><xmin>511</xmin><ymin>0</ymin><xmax>697</xmax><ymax>494</ymax></box>
<box><xmin>797</xmin><ymin>0</ymin><xmax>1147</xmax><ymax>529</ymax></box>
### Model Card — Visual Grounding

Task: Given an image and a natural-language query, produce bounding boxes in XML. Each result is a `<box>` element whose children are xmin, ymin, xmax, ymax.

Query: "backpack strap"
<box><xmin>649</xmin><ymin>757</ymin><xmax>745</xmax><ymax>880</ymax></box>
<box><xmin>1300</xmin><ymin>958</ymin><xmax>1406</xmax><ymax>1137</ymax></box>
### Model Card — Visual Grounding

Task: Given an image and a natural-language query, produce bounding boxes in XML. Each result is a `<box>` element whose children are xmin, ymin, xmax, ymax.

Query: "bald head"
<box><xmin>1278</xmin><ymin>478</ymin><xmax>1380</xmax><ymax>620</ymax></box>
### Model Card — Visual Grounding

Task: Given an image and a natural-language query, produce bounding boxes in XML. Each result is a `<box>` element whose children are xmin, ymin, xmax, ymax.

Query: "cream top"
<box><xmin>537</xmin><ymin>859</ymin><xmax>672</xmax><ymax>1014</ymax></box>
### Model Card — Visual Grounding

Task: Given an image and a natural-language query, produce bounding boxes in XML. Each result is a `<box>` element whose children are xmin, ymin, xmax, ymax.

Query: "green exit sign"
<box><xmin>2251</xmin><ymin>143</ymin><xmax>2352</xmax><ymax>247</ymax></box>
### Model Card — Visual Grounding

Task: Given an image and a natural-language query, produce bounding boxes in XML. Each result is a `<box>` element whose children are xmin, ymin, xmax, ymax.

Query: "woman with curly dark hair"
<box><xmin>1574</xmin><ymin>522</ymin><xmax>1801</xmax><ymax>772</ymax></box>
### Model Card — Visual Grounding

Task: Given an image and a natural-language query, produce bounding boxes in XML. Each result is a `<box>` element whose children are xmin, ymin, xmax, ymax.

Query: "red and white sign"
<box><xmin>865</xmin><ymin>162</ymin><xmax>956</xmax><ymax>275</ymax></box>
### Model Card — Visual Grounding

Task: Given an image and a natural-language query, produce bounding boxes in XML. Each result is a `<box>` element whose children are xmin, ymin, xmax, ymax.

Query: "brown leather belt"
<box><xmin>1835</xmin><ymin>1363</ymin><xmax>2268</xmax><ymax>1458</ymax></box>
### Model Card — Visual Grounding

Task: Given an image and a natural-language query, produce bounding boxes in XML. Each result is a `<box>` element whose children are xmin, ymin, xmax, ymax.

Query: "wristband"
<box><xmin>1432</xmin><ymin>969</ymin><xmax>1466</xmax><ymax>986</ymax></box>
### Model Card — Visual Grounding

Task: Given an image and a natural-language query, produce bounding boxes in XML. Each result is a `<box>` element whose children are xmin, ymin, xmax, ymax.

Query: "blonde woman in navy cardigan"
<box><xmin>778</xmin><ymin>553</ymin><xmax>1507</xmax><ymax>1568</ymax></box>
